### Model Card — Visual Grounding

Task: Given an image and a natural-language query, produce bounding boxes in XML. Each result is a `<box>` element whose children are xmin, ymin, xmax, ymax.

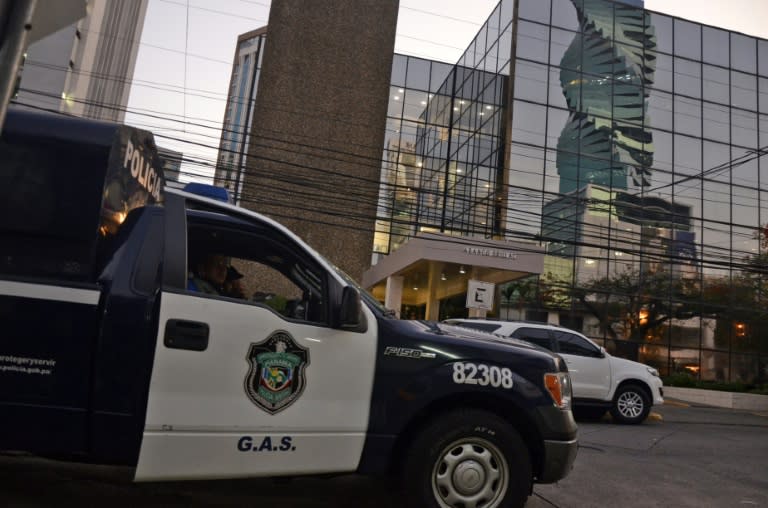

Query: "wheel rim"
<box><xmin>431</xmin><ymin>437</ymin><xmax>509</xmax><ymax>508</ymax></box>
<box><xmin>617</xmin><ymin>390</ymin><xmax>645</xmax><ymax>419</ymax></box>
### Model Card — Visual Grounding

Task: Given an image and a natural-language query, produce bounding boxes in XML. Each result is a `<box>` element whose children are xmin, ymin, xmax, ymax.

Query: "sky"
<box><xmin>125</xmin><ymin>0</ymin><xmax>768</xmax><ymax>183</ymax></box>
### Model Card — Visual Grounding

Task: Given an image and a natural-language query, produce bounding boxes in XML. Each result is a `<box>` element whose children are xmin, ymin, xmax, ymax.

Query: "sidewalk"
<box><xmin>664</xmin><ymin>386</ymin><xmax>768</xmax><ymax>411</ymax></box>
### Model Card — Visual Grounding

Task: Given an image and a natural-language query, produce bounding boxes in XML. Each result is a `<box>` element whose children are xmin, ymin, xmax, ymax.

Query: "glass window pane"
<box><xmin>519</xmin><ymin>0</ymin><xmax>551</xmax><ymax>24</ymax></box>
<box><xmin>653</xmin><ymin>53</ymin><xmax>673</xmax><ymax>92</ymax></box>
<box><xmin>514</xmin><ymin>60</ymin><xmax>548</xmax><ymax>104</ymax></box>
<box><xmin>405</xmin><ymin>57</ymin><xmax>431</xmax><ymax>91</ymax></box>
<box><xmin>671</xmin><ymin>347</ymin><xmax>701</xmax><ymax>376</ymax></box>
<box><xmin>674</xmin><ymin>58</ymin><xmax>701</xmax><ymax>98</ymax></box>
<box><xmin>387</xmin><ymin>85</ymin><xmax>404</xmax><ymax>118</ymax></box>
<box><xmin>674</xmin><ymin>19</ymin><xmax>701</xmax><ymax>61</ymax></box>
<box><xmin>551</xmin><ymin>0</ymin><xmax>580</xmax><ymax>31</ymax></box>
<box><xmin>674</xmin><ymin>96</ymin><xmax>701</xmax><ymax>138</ymax></box>
<box><xmin>548</xmin><ymin>66</ymin><xmax>568</xmax><ymax>110</ymax></box>
<box><xmin>500</xmin><ymin>0</ymin><xmax>515</xmax><ymax>31</ymax></box>
<box><xmin>731</xmin><ymin>354</ymin><xmax>759</xmax><ymax>382</ymax></box>
<box><xmin>391</xmin><ymin>55</ymin><xmax>406</xmax><ymax>88</ymax></box>
<box><xmin>701</xmin><ymin>350</ymin><xmax>729</xmax><ymax>381</ymax></box>
<box><xmin>702</xmin><ymin>26</ymin><xmax>729</xmax><ymax>67</ymax></box>
<box><xmin>731</xmin><ymin>33</ymin><xmax>757</xmax><ymax>74</ymax></box>
<box><xmin>702</xmin><ymin>65</ymin><xmax>729</xmax><ymax>105</ymax></box>
<box><xmin>430</xmin><ymin>61</ymin><xmax>453</xmax><ymax>92</ymax></box>
<box><xmin>732</xmin><ymin>71</ymin><xmax>757</xmax><ymax>111</ymax></box>
<box><xmin>650</xmin><ymin>13</ymin><xmax>673</xmax><ymax>55</ymax></box>
<box><xmin>516</xmin><ymin>20</ymin><xmax>550</xmax><ymax>63</ymax></box>
<box><xmin>675</xmin><ymin>134</ymin><xmax>701</xmax><ymax>180</ymax></box>
<box><xmin>511</xmin><ymin>100</ymin><xmax>546</xmax><ymax>146</ymax></box>
<box><xmin>732</xmin><ymin>109</ymin><xmax>757</xmax><ymax>149</ymax></box>
<box><xmin>703</xmin><ymin>103</ymin><xmax>730</xmax><ymax>143</ymax></box>
<box><xmin>760</xmin><ymin>77</ymin><xmax>768</xmax><ymax>115</ymax></box>
<box><xmin>550</xmin><ymin>27</ymin><xmax>575</xmax><ymax>67</ymax></box>
<box><xmin>760</xmin><ymin>39</ymin><xmax>768</xmax><ymax>77</ymax></box>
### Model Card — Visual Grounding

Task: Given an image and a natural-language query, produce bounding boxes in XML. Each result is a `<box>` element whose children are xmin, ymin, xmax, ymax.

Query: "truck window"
<box><xmin>0</xmin><ymin>136</ymin><xmax>106</xmax><ymax>282</ymax></box>
<box><xmin>510</xmin><ymin>327</ymin><xmax>553</xmax><ymax>350</ymax></box>
<box><xmin>552</xmin><ymin>331</ymin><xmax>602</xmax><ymax>357</ymax></box>
<box><xmin>184</xmin><ymin>216</ymin><xmax>328</xmax><ymax>324</ymax></box>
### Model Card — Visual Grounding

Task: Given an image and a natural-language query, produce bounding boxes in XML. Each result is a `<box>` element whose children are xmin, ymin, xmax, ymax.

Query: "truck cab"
<box><xmin>0</xmin><ymin>108</ymin><xmax>577</xmax><ymax>508</ymax></box>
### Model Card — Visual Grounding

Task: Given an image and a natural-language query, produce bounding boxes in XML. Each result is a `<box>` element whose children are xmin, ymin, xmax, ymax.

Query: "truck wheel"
<box><xmin>610</xmin><ymin>384</ymin><xmax>651</xmax><ymax>424</ymax></box>
<box><xmin>402</xmin><ymin>409</ymin><xmax>531</xmax><ymax>508</ymax></box>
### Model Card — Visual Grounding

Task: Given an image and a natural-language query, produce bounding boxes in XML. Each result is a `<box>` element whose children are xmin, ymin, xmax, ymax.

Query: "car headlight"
<box><xmin>646</xmin><ymin>366</ymin><xmax>660</xmax><ymax>377</ymax></box>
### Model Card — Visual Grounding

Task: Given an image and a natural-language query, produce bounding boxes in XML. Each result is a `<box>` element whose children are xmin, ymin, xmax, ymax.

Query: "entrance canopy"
<box><xmin>362</xmin><ymin>233</ymin><xmax>545</xmax><ymax>319</ymax></box>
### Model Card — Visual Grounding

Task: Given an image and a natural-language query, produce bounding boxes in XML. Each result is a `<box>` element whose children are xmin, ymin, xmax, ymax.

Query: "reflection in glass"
<box><xmin>556</xmin><ymin>0</ymin><xmax>657</xmax><ymax>194</ymax></box>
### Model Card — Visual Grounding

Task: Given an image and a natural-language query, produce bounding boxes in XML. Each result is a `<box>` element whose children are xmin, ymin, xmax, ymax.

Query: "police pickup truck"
<box><xmin>0</xmin><ymin>108</ymin><xmax>577</xmax><ymax>508</ymax></box>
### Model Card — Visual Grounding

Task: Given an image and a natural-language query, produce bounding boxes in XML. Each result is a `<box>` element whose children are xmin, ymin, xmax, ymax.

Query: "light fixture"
<box><xmin>459</xmin><ymin>265</ymin><xmax>466</xmax><ymax>274</ymax></box>
<box><xmin>398</xmin><ymin>88</ymin><xmax>404</xmax><ymax>93</ymax></box>
<box><xmin>485</xmin><ymin>105</ymin><xmax>492</xmax><ymax>110</ymax></box>
<box><xmin>393</xmin><ymin>95</ymin><xmax>400</xmax><ymax>100</ymax></box>
<box><xmin>441</xmin><ymin>272</ymin><xmax>447</xmax><ymax>281</ymax></box>
<box><xmin>420</xmin><ymin>100</ymin><xmax>427</xmax><ymax>105</ymax></box>
<box><xmin>413</xmin><ymin>286</ymin><xmax>419</xmax><ymax>291</ymax></box>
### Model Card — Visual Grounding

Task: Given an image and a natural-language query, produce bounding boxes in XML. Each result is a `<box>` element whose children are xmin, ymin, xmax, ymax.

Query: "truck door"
<box><xmin>135</xmin><ymin>194</ymin><xmax>378</xmax><ymax>481</ymax></box>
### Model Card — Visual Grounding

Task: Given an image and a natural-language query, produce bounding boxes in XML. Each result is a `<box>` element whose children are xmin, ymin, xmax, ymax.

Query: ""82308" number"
<box><xmin>452</xmin><ymin>362</ymin><xmax>514</xmax><ymax>389</ymax></box>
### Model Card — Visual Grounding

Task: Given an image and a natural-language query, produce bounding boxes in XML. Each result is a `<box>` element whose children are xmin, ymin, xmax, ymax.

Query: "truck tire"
<box><xmin>610</xmin><ymin>384</ymin><xmax>651</xmax><ymax>424</ymax></box>
<box><xmin>402</xmin><ymin>409</ymin><xmax>531</xmax><ymax>508</ymax></box>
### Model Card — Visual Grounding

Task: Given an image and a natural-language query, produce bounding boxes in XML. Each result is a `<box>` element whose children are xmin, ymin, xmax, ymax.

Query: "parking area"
<box><xmin>2</xmin><ymin>402</ymin><xmax>767</xmax><ymax>507</ymax></box>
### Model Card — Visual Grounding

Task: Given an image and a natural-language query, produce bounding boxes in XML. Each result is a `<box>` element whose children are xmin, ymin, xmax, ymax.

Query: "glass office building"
<box><xmin>214</xmin><ymin>28</ymin><xmax>267</xmax><ymax>202</ymax></box>
<box><xmin>375</xmin><ymin>0</ymin><xmax>768</xmax><ymax>383</ymax></box>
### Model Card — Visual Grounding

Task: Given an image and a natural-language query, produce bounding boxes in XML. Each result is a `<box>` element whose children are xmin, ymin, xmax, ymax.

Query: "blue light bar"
<box><xmin>183</xmin><ymin>182</ymin><xmax>230</xmax><ymax>203</ymax></box>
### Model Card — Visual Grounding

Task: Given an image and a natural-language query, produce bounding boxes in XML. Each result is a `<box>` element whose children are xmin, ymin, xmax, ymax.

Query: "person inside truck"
<box><xmin>222</xmin><ymin>265</ymin><xmax>246</xmax><ymax>299</ymax></box>
<box><xmin>187</xmin><ymin>254</ymin><xmax>228</xmax><ymax>295</ymax></box>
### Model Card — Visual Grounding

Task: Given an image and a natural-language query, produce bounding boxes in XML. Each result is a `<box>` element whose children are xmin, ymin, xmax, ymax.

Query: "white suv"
<box><xmin>443</xmin><ymin>319</ymin><xmax>664</xmax><ymax>424</ymax></box>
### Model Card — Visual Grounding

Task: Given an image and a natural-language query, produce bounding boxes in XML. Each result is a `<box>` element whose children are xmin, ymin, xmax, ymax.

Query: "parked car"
<box><xmin>443</xmin><ymin>319</ymin><xmax>664</xmax><ymax>424</ymax></box>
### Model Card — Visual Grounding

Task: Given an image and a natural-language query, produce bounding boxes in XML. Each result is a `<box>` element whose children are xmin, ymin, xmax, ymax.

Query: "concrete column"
<box><xmin>242</xmin><ymin>0</ymin><xmax>399</xmax><ymax>281</ymax></box>
<box><xmin>425</xmin><ymin>262</ymin><xmax>441</xmax><ymax>321</ymax></box>
<box><xmin>384</xmin><ymin>275</ymin><xmax>403</xmax><ymax>318</ymax></box>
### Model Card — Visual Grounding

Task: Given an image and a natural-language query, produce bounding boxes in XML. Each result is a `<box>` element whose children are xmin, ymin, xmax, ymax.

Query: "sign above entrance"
<box><xmin>466</xmin><ymin>280</ymin><xmax>495</xmax><ymax>311</ymax></box>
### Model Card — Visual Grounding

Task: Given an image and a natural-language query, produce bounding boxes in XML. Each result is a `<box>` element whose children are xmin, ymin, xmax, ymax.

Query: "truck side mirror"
<box><xmin>338</xmin><ymin>286</ymin><xmax>362</xmax><ymax>329</ymax></box>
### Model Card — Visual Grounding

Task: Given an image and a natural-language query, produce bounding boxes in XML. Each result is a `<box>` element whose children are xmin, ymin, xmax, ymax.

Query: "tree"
<box><xmin>565</xmin><ymin>268</ymin><xmax>697</xmax><ymax>343</ymax></box>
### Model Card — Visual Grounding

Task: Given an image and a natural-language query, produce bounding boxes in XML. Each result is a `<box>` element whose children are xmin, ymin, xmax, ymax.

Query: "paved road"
<box><xmin>1</xmin><ymin>402</ymin><xmax>767</xmax><ymax>507</ymax></box>
<box><xmin>527</xmin><ymin>403</ymin><xmax>768</xmax><ymax>507</ymax></box>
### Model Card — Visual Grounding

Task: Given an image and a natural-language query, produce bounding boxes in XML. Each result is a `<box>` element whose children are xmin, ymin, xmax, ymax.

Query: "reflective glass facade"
<box><xmin>376</xmin><ymin>0</ymin><xmax>768</xmax><ymax>383</ymax></box>
<box><xmin>215</xmin><ymin>28</ymin><xmax>267</xmax><ymax>202</ymax></box>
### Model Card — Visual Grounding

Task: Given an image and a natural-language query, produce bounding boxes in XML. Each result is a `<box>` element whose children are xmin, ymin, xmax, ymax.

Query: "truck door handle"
<box><xmin>164</xmin><ymin>319</ymin><xmax>210</xmax><ymax>351</ymax></box>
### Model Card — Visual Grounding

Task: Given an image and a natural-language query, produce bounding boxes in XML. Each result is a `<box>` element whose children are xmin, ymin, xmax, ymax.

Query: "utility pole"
<box><xmin>0</xmin><ymin>0</ymin><xmax>88</xmax><ymax>133</ymax></box>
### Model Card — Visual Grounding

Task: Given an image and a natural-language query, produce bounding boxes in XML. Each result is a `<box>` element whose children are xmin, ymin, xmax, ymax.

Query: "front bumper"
<box><xmin>538</xmin><ymin>438</ymin><xmax>578</xmax><ymax>484</ymax></box>
<box><xmin>652</xmin><ymin>377</ymin><xmax>665</xmax><ymax>405</ymax></box>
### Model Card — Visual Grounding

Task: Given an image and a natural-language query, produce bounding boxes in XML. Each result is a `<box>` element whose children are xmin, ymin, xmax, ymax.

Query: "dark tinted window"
<box><xmin>0</xmin><ymin>136</ymin><xmax>107</xmax><ymax>282</ymax></box>
<box><xmin>511</xmin><ymin>327</ymin><xmax>552</xmax><ymax>350</ymax></box>
<box><xmin>554</xmin><ymin>331</ymin><xmax>601</xmax><ymax>357</ymax></box>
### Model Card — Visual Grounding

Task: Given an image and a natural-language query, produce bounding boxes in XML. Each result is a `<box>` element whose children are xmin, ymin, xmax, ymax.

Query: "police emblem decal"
<box><xmin>245</xmin><ymin>331</ymin><xmax>310</xmax><ymax>414</ymax></box>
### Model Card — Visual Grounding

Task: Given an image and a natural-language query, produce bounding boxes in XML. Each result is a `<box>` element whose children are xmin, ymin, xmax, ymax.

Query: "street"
<box><xmin>1</xmin><ymin>402</ymin><xmax>767</xmax><ymax>507</ymax></box>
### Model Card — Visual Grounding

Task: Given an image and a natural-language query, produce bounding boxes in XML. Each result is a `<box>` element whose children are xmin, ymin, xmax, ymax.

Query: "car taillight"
<box><xmin>544</xmin><ymin>372</ymin><xmax>572</xmax><ymax>410</ymax></box>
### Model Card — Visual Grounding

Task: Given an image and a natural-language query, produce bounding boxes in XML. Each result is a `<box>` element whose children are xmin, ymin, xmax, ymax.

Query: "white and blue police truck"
<box><xmin>0</xmin><ymin>108</ymin><xmax>577</xmax><ymax>508</ymax></box>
